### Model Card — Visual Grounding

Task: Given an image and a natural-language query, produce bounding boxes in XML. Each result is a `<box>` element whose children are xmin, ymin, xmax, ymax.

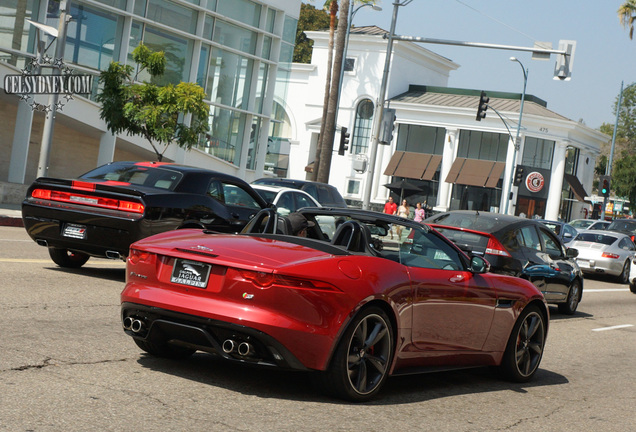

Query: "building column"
<box><xmin>97</xmin><ymin>132</ymin><xmax>116</xmax><ymax>166</ymax></box>
<box><xmin>545</xmin><ymin>141</ymin><xmax>569</xmax><ymax>220</ymax></box>
<box><xmin>435</xmin><ymin>128</ymin><xmax>458</xmax><ymax>212</ymax></box>
<box><xmin>8</xmin><ymin>102</ymin><xmax>34</xmax><ymax>184</ymax></box>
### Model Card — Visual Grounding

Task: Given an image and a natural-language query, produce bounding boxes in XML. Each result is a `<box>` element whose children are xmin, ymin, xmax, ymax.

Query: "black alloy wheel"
<box><xmin>500</xmin><ymin>305</ymin><xmax>546</xmax><ymax>382</ymax></box>
<box><xmin>558</xmin><ymin>279</ymin><xmax>581</xmax><ymax>315</ymax></box>
<box><xmin>319</xmin><ymin>306</ymin><xmax>394</xmax><ymax>402</ymax></box>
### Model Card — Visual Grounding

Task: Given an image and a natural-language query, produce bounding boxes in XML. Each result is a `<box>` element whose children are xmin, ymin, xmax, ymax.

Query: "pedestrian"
<box><xmin>413</xmin><ymin>202</ymin><xmax>426</xmax><ymax>223</ymax></box>
<box><xmin>396</xmin><ymin>200</ymin><xmax>410</xmax><ymax>239</ymax></box>
<box><xmin>383</xmin><ymin>196</ymin><xmax>397</xmax><ymax>239</ymax></box>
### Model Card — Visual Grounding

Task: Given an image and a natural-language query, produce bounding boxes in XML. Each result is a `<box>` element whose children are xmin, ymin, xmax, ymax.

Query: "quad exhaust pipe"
<box><xmin>222</xmin><ymin>339</ymin><xmax>253</xmax><ymax>357</ymax></box>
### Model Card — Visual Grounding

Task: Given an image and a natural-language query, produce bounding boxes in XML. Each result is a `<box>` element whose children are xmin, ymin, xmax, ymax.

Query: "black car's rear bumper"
<box><xmin>22</xmin><ymin>199</ymin><xmax>149</xmax><ymax>257</ymax></box>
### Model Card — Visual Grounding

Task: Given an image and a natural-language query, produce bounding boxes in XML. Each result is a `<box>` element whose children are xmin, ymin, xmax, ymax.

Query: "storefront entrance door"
<box><xmin>516</xmin><ymin>197</ymin><xmax>546</xmax><ymax>219</ymax></box>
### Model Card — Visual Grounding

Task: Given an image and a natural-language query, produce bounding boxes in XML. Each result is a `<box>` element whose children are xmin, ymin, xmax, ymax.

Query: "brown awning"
<box><xmin>383</xmin><ymin>151</ymin><xmax>442</xmax><ymax>180</ymax></box>
<box><xmin>564</xmin><ymin>173</ymin><xmax>589</xmax><ymax>202</ymax></box>
<box><xmin>445</xmin><ymin>157</ymin><xmax>505</xmax><ymax>188</ymax></box>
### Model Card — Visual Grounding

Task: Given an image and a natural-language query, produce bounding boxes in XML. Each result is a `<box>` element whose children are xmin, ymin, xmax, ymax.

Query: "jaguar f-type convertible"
<box><xmin>121</xmin><ymin>208</ymin><xmax>549</xmax><ymax>401</ymax></box>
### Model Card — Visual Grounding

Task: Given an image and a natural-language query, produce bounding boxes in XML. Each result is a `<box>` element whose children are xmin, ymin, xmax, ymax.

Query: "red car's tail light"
<box><xmin>128</xmin><ymin>248</ymin><xmax>152</xmax><ymax>265</ymax></box>
<box><xmin>31</xmin><ymin>188</ymin><xmax>145</xmax><ymax>214</ymax></box>
<box><xmin>485</xmin><ymin>236</ymin><xmax>511</xmax><ymax>257</ymax></box>
<box><xmin>238</xmin><ymin>269</ymin><xmax>340</xmax><ymax>292</ymax></box>
<box><xmin>601</xmin><ymin>252</ymin><xmax>620</xmax><ymax>259</ymax></box>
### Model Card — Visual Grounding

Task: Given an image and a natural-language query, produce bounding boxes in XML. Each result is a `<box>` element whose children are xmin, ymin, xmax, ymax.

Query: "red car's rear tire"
<box><xmin>316</xmin><ymin>306</ymin><xmax>394</xmax><ymax>402</ymax></box>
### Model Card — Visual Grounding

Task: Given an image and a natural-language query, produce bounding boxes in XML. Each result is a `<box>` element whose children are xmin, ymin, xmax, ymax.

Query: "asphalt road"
<box><xmin>1</xmin><ymin>226</ymin><xmax>635</xmax><ymax>432</ymax></box>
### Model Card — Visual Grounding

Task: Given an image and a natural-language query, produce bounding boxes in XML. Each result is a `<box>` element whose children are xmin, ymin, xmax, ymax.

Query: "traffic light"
<box><xmin>599</xmin><ymin>175</ymin><xmax>611</xmax><ymax>198</ymax></box>
<box><xmin>476</xmin><ymin>91</ymin><xmax>489</xmax><ymax>121</ymax></box>
<box><xmin>513</xmin><ymin>165</ymin><xmax>525</xmax><ymax>186</ymax></box>
<box><xmin>379</xmin><ymin>108</ymin><xmax>396</xmax><ymax>145</ymax></box>
<box><xmin>338</xmin><ymin>127</ymin><xmax>350</xmax><ymax>155</ymax></box>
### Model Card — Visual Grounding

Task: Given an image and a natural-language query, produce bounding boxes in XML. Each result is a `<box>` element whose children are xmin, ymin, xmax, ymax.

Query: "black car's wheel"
<box><xmin>48</xmin><ymin>248</ymin><xmax>90</xmax><ymax>268</ymax></box>
<box><xmin>630</xmin><ymin>280</ymin><xmax>636</xmax><ymax>294</ymax></box>
<box><xmin>616</xmin><ymin>260</ymin><xmax>630</xmax><ymax>284</ymax></box>
<box><xmin>499</xmin><ymin>305</ymin><xmax>546</xmax><ymax>382</ymax></box>
<box><xmin>133</xmin><ymin>338</ymin><xmax>195</xmax><ymax>359</ymax></box>
<box><xmin>558</xmin><ymin>279</ymin><xmax>581</xmax><ymax>315</ymax></box>
<box><xmin>317</xmin><ymin>306</ymin><xmax>394</xmax><ymax>402</ymax></box>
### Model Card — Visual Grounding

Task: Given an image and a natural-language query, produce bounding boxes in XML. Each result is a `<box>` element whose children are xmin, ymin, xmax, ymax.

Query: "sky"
<box><xmin>312</xmin><ymin>0</ymin><xmax>636</xmax><ymax>130</ymax></box>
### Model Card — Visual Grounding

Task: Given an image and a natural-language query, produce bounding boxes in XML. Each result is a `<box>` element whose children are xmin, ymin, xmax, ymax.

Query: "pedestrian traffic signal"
<box><xmin>599</xmin><ymin>175</ymin><xmax>611</xmax><ymax>198</ymax></box>
<box><xmin>338</xmin><ymin>127</ymin><xmax>350</xmax><ymax>155</ymax></box>
<box><xmin>513</xmin><ymin>165</ymin><xmax>525</xmax><ymax>186</ymax></box>
<box><xmin>476</xmin><ymin>91</ymin><xmax>489</xmax><ymax>121</ymax></box>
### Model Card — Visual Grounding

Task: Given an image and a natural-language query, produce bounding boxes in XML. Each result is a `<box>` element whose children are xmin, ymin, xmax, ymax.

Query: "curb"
<box><xmin>0</xmin><ymin>216</ymin><xmax>23</xmax><ymax>227</ymax></box>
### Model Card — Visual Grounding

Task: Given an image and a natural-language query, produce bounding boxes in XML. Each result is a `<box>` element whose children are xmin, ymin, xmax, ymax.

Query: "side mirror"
<box><xmin>566</xmin><ymin>247</ymin><xmax>579</xmax><ymax>258</ymax></box>
<box><xmin>470</xmin><ymin>255</ymin><xmax>490</xmax><ymax>274</ymax></box>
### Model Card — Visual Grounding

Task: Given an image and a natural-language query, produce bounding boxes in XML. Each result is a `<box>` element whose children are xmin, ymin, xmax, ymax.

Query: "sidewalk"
<box><xmin>0</xmin><ymin>205</ymin><xmax>23</xmax><ymax>227</ymax></box>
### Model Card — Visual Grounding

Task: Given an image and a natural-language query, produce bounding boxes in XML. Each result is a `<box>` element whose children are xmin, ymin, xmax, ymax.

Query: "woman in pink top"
<box><xmin>413</xmin><ymin>202</ymin><xmax>426</xmax><ymax>223</ymax></box>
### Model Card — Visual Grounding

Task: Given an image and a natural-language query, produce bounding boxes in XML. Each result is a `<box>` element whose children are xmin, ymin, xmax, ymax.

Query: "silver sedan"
<box><xmin>571</xmin><ymin>230</ymin><xmax>636</xmax><ymax>283</ymax></box>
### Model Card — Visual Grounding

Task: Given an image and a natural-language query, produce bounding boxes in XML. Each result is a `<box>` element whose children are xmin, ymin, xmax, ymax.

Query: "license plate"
<box><xmin>62</xmin><ymin>223</ymin><xmax>87</xmax><ymax>239</ymax></box>
<box><xmin>171</xmin><ymin>259</ymin><xmax>211</xmax><ymax>288</ymax></box>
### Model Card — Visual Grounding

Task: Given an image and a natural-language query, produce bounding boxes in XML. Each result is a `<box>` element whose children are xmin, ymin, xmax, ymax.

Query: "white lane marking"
<box><xmin>592</xmin><ymin>324</ymin><xmax>634</xmax><ymax>332</ymax></box>
<box><xmin>584</xmin><ymin>288</ymin><xmax>630</xmax><ymax>292</ymax></box>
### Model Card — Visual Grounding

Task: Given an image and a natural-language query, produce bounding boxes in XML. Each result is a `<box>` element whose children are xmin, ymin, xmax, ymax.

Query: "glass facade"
<box><xmin>1</xmin><ymin>0</ymin><xmax>297</xmax><ymax>170</ymax></box>
<box><xmin>521</xmin><ymin>136</ymin><xmax>555</xmax><ymax>169</ymax></box>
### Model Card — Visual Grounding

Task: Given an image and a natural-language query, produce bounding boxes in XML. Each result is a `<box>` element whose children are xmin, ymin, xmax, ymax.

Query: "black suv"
<box><xmin>252</xmin><ymin>178</ymin><xmax>348</xmax><ymax>208</ymax></box>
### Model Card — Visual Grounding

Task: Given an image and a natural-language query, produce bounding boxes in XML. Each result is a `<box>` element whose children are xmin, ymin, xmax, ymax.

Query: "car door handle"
<box><xmin>449</xmin><ymin>274</ymin><xmax>465</xmax><ymax>283</ymax></box>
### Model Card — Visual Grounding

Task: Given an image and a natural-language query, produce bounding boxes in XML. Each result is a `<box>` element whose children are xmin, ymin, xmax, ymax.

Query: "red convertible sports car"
<box><xmin>121</xmin><ymin>208</ymin><xmax>549</xmax><ymax>401</ymax></box>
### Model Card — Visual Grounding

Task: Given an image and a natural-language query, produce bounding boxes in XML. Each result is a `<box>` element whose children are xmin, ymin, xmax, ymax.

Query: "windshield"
<box><xmin>569</xmin><ymin>220</ymin><xmax>593</xmax><ymax>229</ymax></box>
<box><xmin>574</xmin><ymin>233</ymin><xmax>618</xmax><ymax>246</ymax></box>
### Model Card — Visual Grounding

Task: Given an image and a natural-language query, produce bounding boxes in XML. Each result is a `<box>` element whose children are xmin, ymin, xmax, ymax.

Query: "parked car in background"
<box><xmin>570</xmin><ymin>230</ymin><xmax>636</xmax><ymax>283</ymax></box>
<box><xmin>252</xmin><ymin>178</ymin><xmax>348</xmax><ymax>208</ymax></box>
<box><xmin>121</xmin><ymin>207</ymin><xmax>549</xmax><ymax>401</ymax></box>
<box><xmin>569</xmin><ymin>219</ymin><xmax>611</xmax><ymax>232</ymax></box>
<box><xmin>22</xmin><ymin>161</ymin><xmax>267</xmax><ymax>268</ymax></box>
<box><xmin>629</xmin><ymin>257</ymin><xmax>636</xmax><ymax>294</ymax></box>
<box><xmin>537</xmin><ymin>219</ymin><xmax>578</xmax><ymax>245</ymax></box>
<box><xmin>606</xmin><ymin>218</ymin><xmax>636</xmax><ymax>243</ymax></box>
<box><xmin>426</xmin><ymin>210</ymin><xmax>583</xmax><ymax>314</ymax></box>
<box><xmin>251</xmin><ymin>185</ymin><xmax>320</xmax><ymax>215</ymax></box>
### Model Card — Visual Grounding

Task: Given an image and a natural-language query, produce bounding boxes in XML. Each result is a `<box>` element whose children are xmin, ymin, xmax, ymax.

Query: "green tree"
<box><xmin>611</xmin><ymin>155</ymin><xmax>636</xmax><ymax>205</ymax></box>
<box><xmin>294</xmin><ymin>3</ymin><xmax>331</xmax><ymax>63</ymax></box>
<box><xmin>96</xmin><ymin>43</ymin><xmax>209</xmax><ymax>161</ymax></box>
<box><xmin>618</xmin><ymin>0</ymin><xmax>636</xmax><ymax>39</ymax></box>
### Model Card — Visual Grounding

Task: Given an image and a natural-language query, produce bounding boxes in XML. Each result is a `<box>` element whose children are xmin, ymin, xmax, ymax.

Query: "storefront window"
<box><xmin>204</xmin><ymin>47</ymin><xmax>253</xmax><ymax>109</ymax></box>
<box><xmin>450</xmin><ymin>184</ymin><xmax>502</xmax><ymax>212</ymax></box>
<box><xmin>396</xmin><ymin>124</ymin><xmax>445</xmax><ymax>154</ymax></box>
<box><xmin>521</xmin><ymin>137</ymin><xmax>555</xmax><ymax>170</ymax></box>
<box><xmin>217</xmin><ymin>0</ymin><xmax>261</xmax><ymax>28</ymax></box>
<box><xmin>213</xmin><ymin>20</ymin><xmax>257</xmax><ymax>56</ymax></box>
<box><xmin>457</xmin><ymin>130</ymin><xmax>508</xmax><ymax>161</ymax></box>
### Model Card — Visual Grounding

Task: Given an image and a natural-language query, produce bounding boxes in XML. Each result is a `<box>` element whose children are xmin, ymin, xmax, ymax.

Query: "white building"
<box><xmin>284</xmin><ymin>27</ymin><xmax>608</xmax><ymax>221</ymax></box>
<box><xmin>0</xmin><ymin>0</ymin><xmax>301</xmax><ymax>203</ymax></box>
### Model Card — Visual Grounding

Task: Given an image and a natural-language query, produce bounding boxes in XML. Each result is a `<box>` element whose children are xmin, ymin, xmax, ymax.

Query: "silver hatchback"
<box><xmin>571</xmin><ymin>230</ymin><xmax>636</xmax><ymax>283</ymax></box>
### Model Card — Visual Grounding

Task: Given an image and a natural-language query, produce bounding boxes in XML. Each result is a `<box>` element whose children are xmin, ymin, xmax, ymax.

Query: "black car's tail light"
<box><xmin>31</xmin><ymin>188</ymin><xmax>145</xmax><ymax>214</ymax></box>
<box><xmin>485</xmin><ymin>236</ymin><xmax>511</xmax><ymax>257</ymax></box>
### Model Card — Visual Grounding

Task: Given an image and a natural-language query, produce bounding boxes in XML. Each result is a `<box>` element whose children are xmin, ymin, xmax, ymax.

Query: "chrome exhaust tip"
<box><xmin>131</xmin><ymin>319</ymin><xmax>144</xmax><ymax>333</ymax></box>
<box><xmin>222</xmin><ymin>339</ymin><xmax>237</xmax><ymax>354</ymax></box>
<box><xmin>122</xmin><ymin>316</ymin><xmax>134</xmax><ymax>330</ymax></box>
<box><xmin>36</xmin><ymin>239</ymin><xmax>48</xmax><ymax>247</ymax></box>
<box><xmin>237</xmin><ymin>342</ymin><xmax>253</xmax><ymax>356</ymax></box>
<box><xmin>106</xmin><ymin>250</ymin><xmax>121</xmax><ymax>260</ymax></box>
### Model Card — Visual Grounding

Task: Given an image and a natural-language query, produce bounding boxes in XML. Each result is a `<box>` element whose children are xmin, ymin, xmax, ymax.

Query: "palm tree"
<box><xmin>618</xmin><ymin>0</ymin><xmax>636</xmax><ymax>39</ymax></box>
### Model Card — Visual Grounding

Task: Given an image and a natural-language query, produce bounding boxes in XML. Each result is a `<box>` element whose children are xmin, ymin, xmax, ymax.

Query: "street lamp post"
<box><xmin>503</xmin><ymin>56</ymin><xmax>528</xmax><ymax>215</ymax></box>
<box><xmin>362</xmin><ymin>0</ymin><xmax>411</xmax><ymax>210</ymax></box>
<box><xmin>37</xmin><ymin>0</ymin><xmax>71</xmax><ymax>178</ymax></box>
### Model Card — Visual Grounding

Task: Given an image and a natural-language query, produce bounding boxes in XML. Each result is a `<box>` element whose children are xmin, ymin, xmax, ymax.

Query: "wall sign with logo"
<box><xmin>516</xmin><ymin>165</ymin><xmax>551</xmax><ymax>199</ymax></box>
